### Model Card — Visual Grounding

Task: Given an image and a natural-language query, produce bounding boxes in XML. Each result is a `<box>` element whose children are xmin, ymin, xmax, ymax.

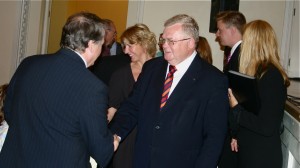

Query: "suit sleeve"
<box><xmin>79</xmin><ymin>85</ymin><xmax>114</xmax><ymax>167</ymax></box>
<box><xmin>196</xmin><ymin>75</ymin><xmax>229</xmax><ymax>168</ymax></box>
<box><xmin>233</xmin><ymin>68</ymin><xmax>286</xmax><ymax>136</ymax></box>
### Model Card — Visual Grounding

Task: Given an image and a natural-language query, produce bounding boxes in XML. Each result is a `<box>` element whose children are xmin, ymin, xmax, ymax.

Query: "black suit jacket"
<box><xmin>0</xmin><ymin>48</ymin><xmax>114</xmax><ymax>168</ymax></box>
<box><xmin>92</xmin><ymin>53</ymin><xmax>131</xmax><ymax>85</ymax></box>
<box><xmin>223</xmin><ymin>44</ymin><xmax>240</xmax><ymax>74</ymax></box>
<box><xmin>110</xmin><ymin>55</ymin><xmax>229</xmax><ymax>168</ymax></box>
<box><xmin>115</xmin><ymin>42</ymin><xmax>124</xmax><ymax>56</ymax></box>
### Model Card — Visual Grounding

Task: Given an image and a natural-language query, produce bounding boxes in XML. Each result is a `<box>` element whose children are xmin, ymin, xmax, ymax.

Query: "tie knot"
<box><xmin>169</xmin><ymin>65</ymin><xmax>177</xmax><ymax>74</ymax></box>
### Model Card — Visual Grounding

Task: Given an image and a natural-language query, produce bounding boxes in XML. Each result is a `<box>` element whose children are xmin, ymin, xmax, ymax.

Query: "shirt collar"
<box><xmin>74</xmin><ymin>50</ymin><xmax>88</xmax><ymax>67</ymax></box>
<box><xmin>169</xmin><ymin>51</ymin><xmax>197</xmax><ymax>73</ymax></box>
<box><xmin>230</xmin><ymin>40</ymin><xmax>242</xmax><ymax>56</ymax></box>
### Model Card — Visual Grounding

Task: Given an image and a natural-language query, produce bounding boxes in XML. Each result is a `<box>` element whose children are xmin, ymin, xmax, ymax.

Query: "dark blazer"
<box><xmin>223</xmin><ymin>44</ymin><xmax>240</xmax><ymax>74</ymax></box>
<box><xmin>0</xmin><ymin>48</ymin><xmax>114</xmax><ymax>168</ymax></box>
<box><xmin>229</xmin><ymin>66</ymin><xmax>286</xmax><ymax>168</ymax></box>
<box><xmin>115</xmin><ymin>42</ymin><xmax>124</xmax><ymax>56</ymax></box>
<box><xmin>110</xmin><ymin>55</ymin><xmax>229</xmax><ymax>168</ymax></box>
<box><xmin>92</xmin><ymin>53</ymin><xmax>131</xmax><ymax>85</ymax></box>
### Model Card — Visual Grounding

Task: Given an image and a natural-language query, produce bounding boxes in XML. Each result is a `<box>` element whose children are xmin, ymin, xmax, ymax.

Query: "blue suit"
<box><xmin>0</xmin><ymin>48</ymin><xmax>114</xmax><ymax>168</ymax></box>
<box><xmin>110</xmin><ymin>55</ymin><xmax>229</xmax><ymax>168</ymax></box>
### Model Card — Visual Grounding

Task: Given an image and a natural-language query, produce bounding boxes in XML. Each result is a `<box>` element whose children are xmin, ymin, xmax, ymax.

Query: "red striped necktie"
<box><xmin>160</xmin><ymin>65</ymin><xmax>177</xmax><ymax>110</ymax></box>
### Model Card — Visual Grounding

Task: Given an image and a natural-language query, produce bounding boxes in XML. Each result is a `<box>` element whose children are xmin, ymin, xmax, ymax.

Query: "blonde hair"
<box><xmin>240</xmin><ymin>20</ymin><xmax>290</xmax><ymax>86</ymax></box>
<box><xmin>197</xmin><ymin>36</ymin><xmax>213</xmax><ymax>64</ymax></box>
<box><xmin>121</xmin><ymin>23</ymin><xmax>157</xmax><ymax>58</ymax></box>
<box><xmin>0</xmin><ymin>84</ymin><xmax>8</xmax><ymax>124</ymax></box>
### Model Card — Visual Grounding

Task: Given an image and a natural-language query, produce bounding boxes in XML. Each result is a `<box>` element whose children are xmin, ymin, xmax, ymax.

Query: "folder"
<box><xmin>228</xmin><ymin>70</ymin><xmax>261</xmax><ymax>114</ymax></box>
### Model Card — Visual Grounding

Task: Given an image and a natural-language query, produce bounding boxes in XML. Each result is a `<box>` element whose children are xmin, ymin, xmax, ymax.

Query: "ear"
<box><xmin>188</xmin><ymin>38</ymin><xmax>196</xmax><ymax>49</ymax></box>
<box><xmin>230</xmin><ymin>26</ymin><xmax>237</xmax><ymax>35</ymax></box>
<box><xmin>87</xmin><ymin>40</ymin><xmax>95</xmax><ymax>54</ymax></box>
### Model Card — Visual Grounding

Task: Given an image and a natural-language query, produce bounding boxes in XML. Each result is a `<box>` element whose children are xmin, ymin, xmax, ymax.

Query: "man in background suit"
<box><xmin>109</xmin><ymin>14</ymin><xmax>229</xmax><ymax>168</ymax></box>
<box><xmin>215</xmin><ymin>11</ymin><xmax>246</xmax><ymax>74</ymax></box>
<box><xmin>215</xmin><ymin>11</ymin><xmax>246</xmax><ymax>168</ymax></box>
<box><xmin>101</xmin><ymin>19</ymin><xmax>124</xmax><ymax>57</ymax></box>
<box><xmin>0</xmin><ymin>12</ymin><xmax>119</xmax><ymax>168</ymax></box>
<box><xmin>90</xmin><ymin>19</ymin><xmax>128</xmax><ymax>85</ymax></box>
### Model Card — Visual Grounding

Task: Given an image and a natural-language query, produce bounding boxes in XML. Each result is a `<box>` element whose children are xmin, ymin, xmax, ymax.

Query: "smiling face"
<box><xmin>162</xmin><ymin>23</ymin><xmax>195</xmax><ymax>66</ymax></box>
<box><xmin>122</xmin><ymin>41</ymin><xmax>147</xmax><ymax>63</ymax></box>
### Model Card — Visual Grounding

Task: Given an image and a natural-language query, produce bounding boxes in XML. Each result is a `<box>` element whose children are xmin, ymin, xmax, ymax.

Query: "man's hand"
<box><xmin>107</xmin><ymin>107</ymin><xmax>117</xmax><ymax>123</ymax></box>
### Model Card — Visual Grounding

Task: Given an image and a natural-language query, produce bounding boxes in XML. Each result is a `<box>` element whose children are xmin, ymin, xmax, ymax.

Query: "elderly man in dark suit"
<box><xmin>109</xmin><ymin>14</ymin><xmax>229</xmax><ymax>168</ymax></box>
<box><xmin>0</xmin><ymin>12</ymin><xmax>119</xmax><ymax>168</ymax></box>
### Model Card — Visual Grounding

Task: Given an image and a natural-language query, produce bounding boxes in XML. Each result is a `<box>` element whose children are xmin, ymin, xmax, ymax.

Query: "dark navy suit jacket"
<box><xmin>110</xmin><ymin>55</ymin><xmax>229</xmax><ymax>168</ymax></box>
<box><xmin>0</xmin><ymin>48</ymin><xmax>113</xmax><ymax>168</ymax></box>
<box><xmin>223</xmin><ymin>44</ymin><xmax>241</xmax><ymax>74</ymax></box>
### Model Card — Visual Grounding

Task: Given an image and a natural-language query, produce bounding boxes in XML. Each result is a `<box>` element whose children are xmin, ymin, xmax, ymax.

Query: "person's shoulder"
<box><xmin>144</xmin><ymin>56</ymin><xmax>164</xmax><ymax>67</ymax></box>
<box><xmin>113</xmin><ymin>63</ymin><xmax>131</xmax><ymax>75</ymax></box>
<box><xmin>196</xmin><ymin>56</ymin><xmax>227</xmax><ymax>81</ymax></box>
<box><xmin>262</xmin><ymin>64</ymin><xmax>283</xmax><ymax>81</ymax></box>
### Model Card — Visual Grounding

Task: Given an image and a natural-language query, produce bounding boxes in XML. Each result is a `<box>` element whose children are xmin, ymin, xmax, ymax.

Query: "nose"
<box><xmin>123</xmin><ymin>45</ymin><xmax>129</xmax><ymax>54</ymax></box>
<box><xmin>162</xmin><ymin>40</ymin><xmax>169</xmax><ymax>49</ymax></box>
<box><xmin>215</xmin><ymin>30</ymin><xmax>220</xmax><ymax>37</ymax></box>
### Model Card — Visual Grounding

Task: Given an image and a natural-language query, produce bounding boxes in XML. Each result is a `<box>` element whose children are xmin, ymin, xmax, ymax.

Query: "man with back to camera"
<box><xmin>0</xmin><ymin>12</ymin><xmax>119</xmax><ymax>168</ymax></box>
<box><xmin>109</xmin><ymin>14</ymin><xmax>229</xmax><ymax>168</ymax></box>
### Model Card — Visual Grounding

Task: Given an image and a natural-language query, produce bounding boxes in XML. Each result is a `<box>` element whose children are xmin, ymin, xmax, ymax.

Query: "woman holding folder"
<box><xmin>226</xmin><ymin>20</ymin><xmax>290</xmax><ymax>168</ymax></box>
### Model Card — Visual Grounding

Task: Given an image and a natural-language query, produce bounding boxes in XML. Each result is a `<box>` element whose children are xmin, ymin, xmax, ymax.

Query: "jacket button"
<box><xmin>155</xmin><ymin>125</ymin><xmax>160</xmax><ymax>129</ymax></box>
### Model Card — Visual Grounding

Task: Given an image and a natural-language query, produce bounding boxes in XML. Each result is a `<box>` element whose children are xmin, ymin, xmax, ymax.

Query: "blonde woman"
<box><xmin>107</xmin><ymin>23</ymin><xmax>156</xmax><ymax>168</ymax></box>
<box><xmin>227</xmin><ymin>20</ymin><xmax>290</xmax><ymax>168</ymax></box>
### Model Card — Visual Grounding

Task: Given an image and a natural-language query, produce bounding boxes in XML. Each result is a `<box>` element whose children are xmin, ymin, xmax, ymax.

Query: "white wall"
<box><xmin>127</xmin><ymin>0</ymin><xmax>286</xmax><ymax>71</ymax></box>
<box><xmin>0</xmin><ymin>1</ymin><xmax>44</xmax><ymax>84</ymax></box>
<box><xmin>0</xmin><ymin>0</ymin><xmax>295</xmax><ymax>84</ymax></box>
<box><xmin>0</xmin><ymin>1</ymin><xmax>22</xmax><ymax>84</ymax></box>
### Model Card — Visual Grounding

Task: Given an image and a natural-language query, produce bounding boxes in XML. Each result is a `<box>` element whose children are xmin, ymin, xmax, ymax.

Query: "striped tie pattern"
<box><xmin>160</xmin><ymin>65</ymin><xmax>177</xmax><ymax>110</ymax></box>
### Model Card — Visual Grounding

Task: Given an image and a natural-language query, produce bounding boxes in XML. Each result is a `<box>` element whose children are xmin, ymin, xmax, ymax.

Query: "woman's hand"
<box><xmin>231</xmin><ymin>138</ymin><xmax>239</xmax><ymax>152</ymax></box>
<box><xmin>113</xmin><ymin>134</ymin><xmax>120</xmax><ymax>151</ymax></box>
<box><xmin>107</xmin><ymin>107</ymin><xmax>117</xmax><ymax>123</ymax></box>
<box><xmin>228</xmin><ymin>88</ymin><xmax>238</xmax><ymax>108</ymax></box>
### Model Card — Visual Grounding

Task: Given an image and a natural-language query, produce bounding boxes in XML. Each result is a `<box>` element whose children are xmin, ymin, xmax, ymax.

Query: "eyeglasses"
<box><xmin>159</xmin><ymin>38</ymin><xmax>191</xmax><ymax>46</ymax></box>
<box><xmin>106</xmin><ymin>28</ymin><xmax>117</xmax><ymax>35</ymax></box>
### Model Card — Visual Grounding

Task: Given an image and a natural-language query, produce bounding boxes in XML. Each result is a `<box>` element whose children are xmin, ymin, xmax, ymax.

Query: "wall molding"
<box><xmin>281</xmin><ymin>0</ymin><xmax>294</xmax><ymax>71</ymax></box>
<box><xmin>16</xmin><ymin>0</ymin><xmax>30</xmax><ymax>67</ymax></box>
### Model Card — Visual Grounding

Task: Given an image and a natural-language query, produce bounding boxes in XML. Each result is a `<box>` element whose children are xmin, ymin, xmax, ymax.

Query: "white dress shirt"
<box><xmin>166</xmin><ymin>51</ymin><xmax>197</xmax><ymax>97</ymax></box>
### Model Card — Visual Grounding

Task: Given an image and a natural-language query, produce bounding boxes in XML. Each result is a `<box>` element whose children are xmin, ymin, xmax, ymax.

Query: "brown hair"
<box><xmin>0</xmin><ymin>84</ymin><xmax>8</xmax><ymax>124</ymax></box>
<box><xmin>197</xmin><ymin>36</ymin><xmax>213</xmax><ymax>64</ymax></box>
<box><xmin>60</xmin><ymin>11</ymin><xmax>105</xmax><ymax>52</ymax></box>
<box><xmin>216</xmin><ymin>11</ymin><xmax>246</xmax><ymax>34</ymax></box>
